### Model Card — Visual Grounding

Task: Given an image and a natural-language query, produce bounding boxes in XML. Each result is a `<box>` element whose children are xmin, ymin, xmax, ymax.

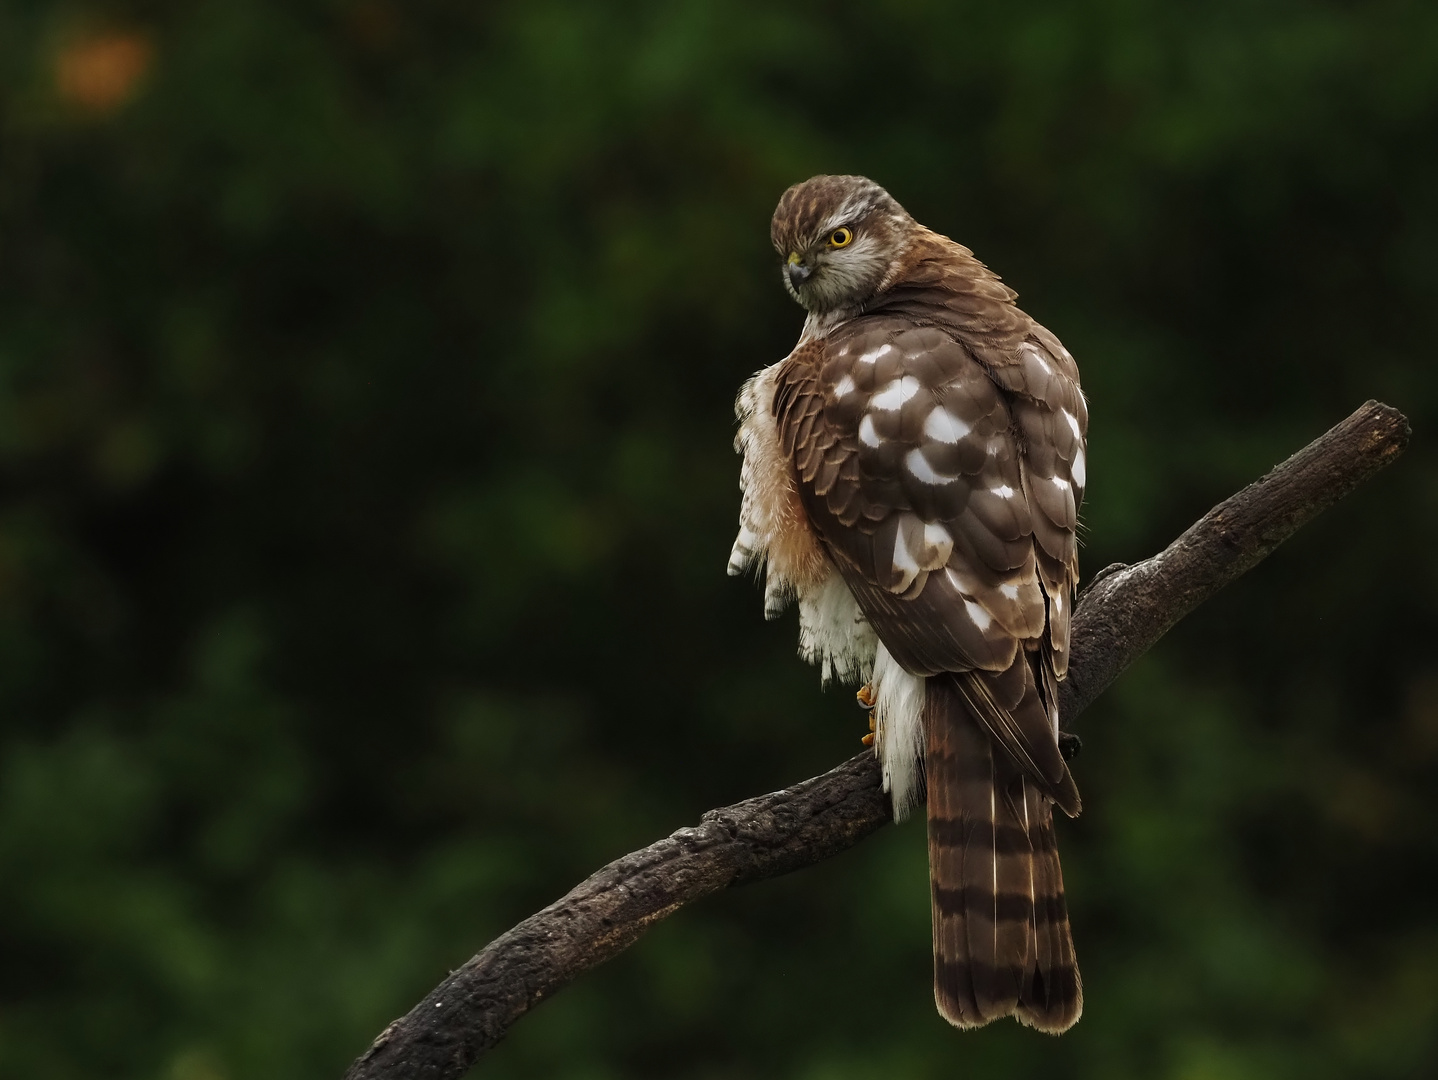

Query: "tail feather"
<box><xmin>1020</xmin><ymin>775</ymin><xmax>1082</xmax><ymax>1031</ymax></box>
<box><xmin>926</xmin><ymin>676</ymin><xmax>1082</xmax><ymax>1033</ymax></box>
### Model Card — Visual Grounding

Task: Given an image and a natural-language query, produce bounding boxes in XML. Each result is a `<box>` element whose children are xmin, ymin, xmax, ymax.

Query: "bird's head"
<box><xmin>770</xmin><ymin>174</ymin><xmax>914</xmax><ymax>314</ymax></box>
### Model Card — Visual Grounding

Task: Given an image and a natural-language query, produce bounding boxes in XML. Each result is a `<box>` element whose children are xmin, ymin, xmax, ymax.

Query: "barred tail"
<box><xmin>925</xmin><ymin>676</ymin><xmax>1082</xmax><ymax>1033</ymax></box>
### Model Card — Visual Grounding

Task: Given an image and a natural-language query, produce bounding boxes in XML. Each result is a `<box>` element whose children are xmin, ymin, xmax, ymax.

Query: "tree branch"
<box><xmin>344</xmin><ymin>400</ymin><xmax>1410</xmax><ymax>1080</ymax></box>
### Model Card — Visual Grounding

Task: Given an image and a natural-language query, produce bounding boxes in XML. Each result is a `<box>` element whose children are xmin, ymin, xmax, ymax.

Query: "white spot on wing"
<box><xmin>923</xmin><ymin>407</ymin><xmax>970</xmax><ymax>444</ymax></box>
<box><xmin>905</xmin><ymin>448</ymin><xmax>954</xmax><ymax>485</ymax></box>
<box><xmin>885</xmin><ymin>523</ymin><xmax>920</xmax><ymax>592</ymax></box>
<box><xmin>871</xmin><ymin>376</ymin><xmax>921</xmax><ymax>411</ymax></box>
<box><xmin>892</xmin><ymin>524</ymin><xmax>920</xmax><ymax>579</ymax></box>
<box><xmin>964</xmin><ymin>599</ymin><xmax>993</xmax><ymax>631</ymax></box>
<box><xmin>1051</xmin><ymin>476</ymin><xmax>1071</xmax><ymax>491</ymax></box>
<box><xmin>1072</xmin><ymin>447</ymin><xmax>1086</xmax><ymax>487</ymax></box>
<box><xmin>921</xmin><ymin>522</ymin><xmax>953</xmax><ymax>565</ymax></box>
<box><xmin>999</xmin><ymin>584</ymin><xmax>1019</xmax><ymax>600</ymax></box>
<box><xmin>1024</xmin><ymin>346</ymin><xmax>1052</xmax><ymax>374</ymax></box>
<box><xmin>991</xmin><ymin>484</ymin><xmax>1015</xmax><ymax>498</ymax></box>
<box><xmin>858</xmin><ymin>343</ymin><xmax>895</xmax><ymax>365</ymax></box>
<box><xmin>834</xmin><ymin>374</ymin><xmax>855</xmax><ymax>398</ymax></box>
<box><xmin>859</xmin><ymin>414</ymin><xmax>881</xmax><ymax>447</ymax></box>
<box><xmin>1062</xmin><ymin>409</ymin><xmax>1082</xmax><ymax>440</ymax></box>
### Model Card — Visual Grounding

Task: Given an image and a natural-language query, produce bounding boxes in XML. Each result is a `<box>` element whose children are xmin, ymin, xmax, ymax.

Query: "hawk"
<box><xmin>729</xmin><ymin>175</ymin><xmax>1087</xmax><ymax>1033</ymax></box>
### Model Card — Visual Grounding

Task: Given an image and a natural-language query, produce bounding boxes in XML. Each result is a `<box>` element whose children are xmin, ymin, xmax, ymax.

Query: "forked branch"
<box><xmin>344</xmin><ymin>401</ymin><xmax>1409</xmax><ymax>1080</ymax></box>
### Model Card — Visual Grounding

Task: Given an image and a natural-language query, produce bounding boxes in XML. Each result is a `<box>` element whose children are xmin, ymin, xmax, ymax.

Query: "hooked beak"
<box><xmin>786</xmin><ymin>253</ymin><xmax>813</xmax><ymax>290</ymax></box>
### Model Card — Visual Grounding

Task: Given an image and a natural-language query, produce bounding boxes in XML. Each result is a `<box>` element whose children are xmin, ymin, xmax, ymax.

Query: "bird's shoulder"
<box><xmin>770</xmin><ymin>285</ymin><xmax>1087</xmax><ymax>676</ymax></box>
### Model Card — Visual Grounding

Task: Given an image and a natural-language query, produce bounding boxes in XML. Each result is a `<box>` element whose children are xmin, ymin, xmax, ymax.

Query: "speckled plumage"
<box><xmin>731</xmin><ymin>175</ymin><xmax>1087</xmax><ymax>1033</ymax></box>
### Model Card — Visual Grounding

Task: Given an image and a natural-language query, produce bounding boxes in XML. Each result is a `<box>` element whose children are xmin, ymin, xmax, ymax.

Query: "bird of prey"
<box><xmin>729</xmin><ymin>174</ymin><xmax>1086</xmax><ymax>1033</ymax></box>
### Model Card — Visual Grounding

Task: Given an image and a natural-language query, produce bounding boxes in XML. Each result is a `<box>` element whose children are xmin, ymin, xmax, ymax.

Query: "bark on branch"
<box><xmin>344</xmin><ymin>400</ymin><xmax>1410</xmax><ymax>1080</ymax></box>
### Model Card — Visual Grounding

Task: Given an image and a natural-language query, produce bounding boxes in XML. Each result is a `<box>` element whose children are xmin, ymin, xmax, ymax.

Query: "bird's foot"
<box><xmin>857</xmin><ymin>683</ymin><xmax>877</xmax><ymax>746</ymax></box>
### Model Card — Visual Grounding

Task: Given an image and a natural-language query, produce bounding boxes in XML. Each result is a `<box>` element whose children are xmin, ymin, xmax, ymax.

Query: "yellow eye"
<box><xmin>829</xmin><ymin>227</ymin><xmax>852</xmax><ymax>247</ymax></box>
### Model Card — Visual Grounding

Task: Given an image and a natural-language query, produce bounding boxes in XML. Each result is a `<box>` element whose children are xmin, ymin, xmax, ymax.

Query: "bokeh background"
<box><xmin>2</xmin><ymin>1</ymin><xmax>1437</xmax><ymax>1077</ymax></box>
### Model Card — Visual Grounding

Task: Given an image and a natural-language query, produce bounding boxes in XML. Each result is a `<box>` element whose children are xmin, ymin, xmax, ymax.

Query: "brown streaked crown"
<box><xmin>770</xmin><ymin>175</ymin><xmax>915</xmax><ymax>314</ymax></box>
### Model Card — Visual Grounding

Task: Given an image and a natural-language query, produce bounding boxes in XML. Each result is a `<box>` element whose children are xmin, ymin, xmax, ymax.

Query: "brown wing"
<box><xmin>775</xmin><ymin>317</ymin><xmax>1086</xmax><ymax>812</ymax></box>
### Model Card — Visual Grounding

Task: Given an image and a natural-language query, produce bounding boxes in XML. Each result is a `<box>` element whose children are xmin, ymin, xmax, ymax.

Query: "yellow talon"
<box><xmin>857</xmin><ymin>685</ymin><xmax>877</xmax><ymax>745</ymax></box>
<box><xmin>860</xmin><ymin>710</ymin><xmax>876</xmax><ymax>747</ymax></box>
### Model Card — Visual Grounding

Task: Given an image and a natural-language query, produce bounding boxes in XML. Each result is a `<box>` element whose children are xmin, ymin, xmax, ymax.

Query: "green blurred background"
<box><xmin>1</xmin><ymin>1</ymin><xmax>1436</xmax><ymax>1077</ymax></box>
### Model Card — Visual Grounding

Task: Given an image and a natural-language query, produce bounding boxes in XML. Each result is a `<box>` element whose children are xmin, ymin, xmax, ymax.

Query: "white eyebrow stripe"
<box><xmin>923</xmin><ymin>408</ymin><xmax>971</xmax><ymax>444</ymax></box>
<box><xmin>824</xmin><ymin>194</ymin><xmax>872</xmax><ymax>233</ymax></box>
<box><xmin>871</xmin><ymin>376</ymin><xmax>921</xmax><ymax>411</ymax></box>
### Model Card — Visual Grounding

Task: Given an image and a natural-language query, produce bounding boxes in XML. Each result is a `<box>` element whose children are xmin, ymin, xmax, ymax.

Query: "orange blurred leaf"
<box><xmin>54</xmin><ymin>31</ymin><xmax>154</xmax><ymax>114</ymax></box>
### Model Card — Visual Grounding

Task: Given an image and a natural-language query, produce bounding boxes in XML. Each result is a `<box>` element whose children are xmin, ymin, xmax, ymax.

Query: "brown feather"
<box><xmin>764</xmin><ymin>174</ymin><xmax>1090</xmax><ymax>1035</ymax></box>
<box><xmin>927</xmin><ymin>677</ymin><xmax>1082</xmax><ymax>1032</ymax></box>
